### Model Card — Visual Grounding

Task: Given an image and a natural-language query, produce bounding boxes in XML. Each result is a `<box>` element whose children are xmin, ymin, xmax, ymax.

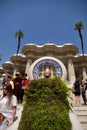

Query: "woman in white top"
<box><xmin>0</xmin><ymin>83</ymin><xmax>17</xmax><ymax>130</ymax></box>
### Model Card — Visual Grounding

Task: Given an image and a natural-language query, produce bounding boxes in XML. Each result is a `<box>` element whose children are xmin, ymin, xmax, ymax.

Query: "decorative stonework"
<box><xmin>33</xmin><ymin>59</ymin><xmax>62</xmax><ymax>79</ymax></box>
<box><xmin>29</xmin><ymin>56</ymin><xmax>67</xmax><ymax>81</ymax></box>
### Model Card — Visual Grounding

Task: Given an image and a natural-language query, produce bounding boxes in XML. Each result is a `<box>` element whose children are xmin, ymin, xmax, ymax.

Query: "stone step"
<box><xmin>74</xmin><ymin>107</ymin><xmax>87</xmax><ymax>116</ymax></box>
<box><xmin>82</xmin><ymin>123</ymin><xmax>87</xmax><ymax>130</ymax></box>
<box><xmin>77</xmin><ymin>116</ymin><xmax>87</xmax><ymax>123</ymax></box>
<box><xmin>73</xmin><ymin>106</ymin><xmax>87</xmax><ymax>110</ymax></box>
<box><xmin>74</xmin><ymin>111</ymin><xmax>87</xmax><ymax>116</ymax></box>
<box><xmin>73</xmin><ymin>106</ymin><xmax>87</xmax><ymax>130</ymax></box>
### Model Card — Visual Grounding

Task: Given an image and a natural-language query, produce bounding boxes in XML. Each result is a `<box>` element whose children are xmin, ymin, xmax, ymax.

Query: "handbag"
<box><xmin>72</xmin><ymin>86</ymin><xmax>76</xmax><ymax>93</ymax></box>
<box><xmin>0</xmin><ymin>113</ymin><xmax>5</xmax><ymax>121</ymax></box>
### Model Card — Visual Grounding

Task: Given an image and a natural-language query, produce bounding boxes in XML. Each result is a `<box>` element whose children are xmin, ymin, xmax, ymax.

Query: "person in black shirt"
<box><xmin>81</xmin><ymin>82</ymin><xmax>86</xmax><ymax>105</ymax></box>
<box><xmin>73</xmin><ymin>78</ymin><xmax>81</xmax><ymax>106</ymax></box>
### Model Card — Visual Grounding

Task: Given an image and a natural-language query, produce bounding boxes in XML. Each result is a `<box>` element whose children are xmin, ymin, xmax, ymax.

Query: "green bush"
<box><xmin>18</xmin><ymin>77</ymin><xmax>71</xmax><ymax>130</ymax></box>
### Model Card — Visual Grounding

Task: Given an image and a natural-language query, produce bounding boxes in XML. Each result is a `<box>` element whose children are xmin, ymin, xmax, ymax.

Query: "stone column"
<box><xmin>25</xmin><ymin>59</ymin><xmax>32</xmax><ymax>77</ymax></box>
<box><xmin>67</xmin><ymin>58</ymin><xmax>76</xmax><ymax>83</ymax></box>
<box><xmin>82</xmin><ymin>66</ymin><xmax>87</xmax><ymax>80</ymax></box>
<box><xmin>13</xmin><ymin>67</ymin><xmax>19</xmax><ymax>78</ymax></box>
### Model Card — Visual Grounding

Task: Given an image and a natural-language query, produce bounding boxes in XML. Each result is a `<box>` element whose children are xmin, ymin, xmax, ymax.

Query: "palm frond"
<box><xmin>74</xmin><ymin>21</ymin><xmax>84</xmax><ymax>30</ymax></box>
<box><xmin>15</xmin><ymin>30</ymin><xmax>24</xmax><ymax>38</ymax></box>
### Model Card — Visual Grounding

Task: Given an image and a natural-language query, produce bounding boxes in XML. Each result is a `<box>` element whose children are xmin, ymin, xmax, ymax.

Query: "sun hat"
<box><xmin>2</xmin><ymin>74</ymin><xmax>6</xmax><ymax>77</ymax></box>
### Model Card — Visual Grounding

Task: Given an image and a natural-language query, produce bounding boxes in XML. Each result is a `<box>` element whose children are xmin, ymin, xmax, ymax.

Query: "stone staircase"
<box><xmin>73</xmin><ymin>106</ymin><xmax>87</xmax><ymax>130</ymax></box>
<box><xmin>70</xmin><ymin>92</ymin><xmax>87</xmax><ymax>130</ymax></box>
<box><xmin>5</xmin><ymin>91</ymin><xmax>87</xmax><ymax>130</ymax></box>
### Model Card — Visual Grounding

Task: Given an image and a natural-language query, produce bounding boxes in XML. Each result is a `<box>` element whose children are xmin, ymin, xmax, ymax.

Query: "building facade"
<box><xmin>0</xmin><ymin>42</ymin><xmax>87</xmax><ymax>83</ymax></box>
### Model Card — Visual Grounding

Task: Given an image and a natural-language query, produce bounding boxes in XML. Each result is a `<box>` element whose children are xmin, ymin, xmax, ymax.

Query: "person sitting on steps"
<box><xmin>0</xmin><ymin>83</ymin><xmax>17</xmax><ymax>130</ymax></box>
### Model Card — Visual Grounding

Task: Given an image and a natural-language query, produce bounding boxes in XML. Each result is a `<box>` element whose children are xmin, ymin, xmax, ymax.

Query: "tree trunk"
<box><xmin>16</xmin><ymin>36</ymin><xmax>20</xmax><ymax>54</ymax></box>
<box><xmin>78</xmin><ymin>29</ymin><xmax>84</xmax><ymax>56</ymax></box>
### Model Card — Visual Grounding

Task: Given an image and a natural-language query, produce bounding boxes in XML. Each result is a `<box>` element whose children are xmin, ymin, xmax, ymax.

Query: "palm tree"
<box><xmin>15</xmin><ymin>30</ymin><xmax>24</xmax><ymax>54</ymax></box>
<box><xmin>74</xmin><ymin>21</ymin><xmax>84</xmax><ymax>56</ymax></box>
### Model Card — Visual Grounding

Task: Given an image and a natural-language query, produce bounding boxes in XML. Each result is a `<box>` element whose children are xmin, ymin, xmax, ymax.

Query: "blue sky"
<box><xmin>0</xmin><ymin>0</ymin><xmax>87</xmax><ymax>66</ymax></box>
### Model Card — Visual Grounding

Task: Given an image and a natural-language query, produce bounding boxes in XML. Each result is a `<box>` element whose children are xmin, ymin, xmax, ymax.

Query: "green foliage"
<box><xmin>74</xmin><ymin>21</ymin><xmax>84</xmax><ymax>30</ymax></box>
<box><xmin>18</xmin><ymin>78</ymin><xmax>71</xmax><ymax>130</ymax></box>
<box><xmin>15</xmin><ymin>30</ymin><xmax>24</xmax><ymax>38</ymax></box>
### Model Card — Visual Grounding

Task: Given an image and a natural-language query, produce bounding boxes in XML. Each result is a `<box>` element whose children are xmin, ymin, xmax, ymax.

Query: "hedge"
<box><xmin>18</xmin><ymin>77</ymin><xmax>71</xmax><ymax>130</ymax></box>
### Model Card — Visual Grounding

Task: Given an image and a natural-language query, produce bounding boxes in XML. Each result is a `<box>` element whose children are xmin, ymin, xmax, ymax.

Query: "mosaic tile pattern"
<box><xmin>33</xmin><ymin>59</ymin><xmax>62</xmax><ymax>79</ymax></box>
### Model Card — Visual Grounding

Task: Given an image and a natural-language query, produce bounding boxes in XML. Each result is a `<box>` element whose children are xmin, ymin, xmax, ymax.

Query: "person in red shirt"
<box><xmin>19</xmin><ymin>73</ymin><xmax>29</xmax><ymax>103</ymax></box>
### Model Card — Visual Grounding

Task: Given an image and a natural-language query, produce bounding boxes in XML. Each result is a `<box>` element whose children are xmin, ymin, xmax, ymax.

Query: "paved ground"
<box><xmin>7</xmin><ymin>104</ymin><xmax>23</xmax><ymax>130</ymax></box>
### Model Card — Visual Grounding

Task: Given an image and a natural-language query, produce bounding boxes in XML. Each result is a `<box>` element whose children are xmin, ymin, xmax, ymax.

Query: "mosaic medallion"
<box><xmin>33</xmin><ymin>59</ymin><xmax>62</xmax><ymax>79</ymax></box>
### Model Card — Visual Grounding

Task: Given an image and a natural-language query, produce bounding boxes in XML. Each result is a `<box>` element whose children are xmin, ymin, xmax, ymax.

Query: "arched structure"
<box><xmin>0</xmin><ymin>42</ymin><xmax>87</xmax><ymax>83</ymax></box>
<box><xmin>29</xmin><ymin>56</ymin><xmax>67</xmax><ymax>81</ymax></box>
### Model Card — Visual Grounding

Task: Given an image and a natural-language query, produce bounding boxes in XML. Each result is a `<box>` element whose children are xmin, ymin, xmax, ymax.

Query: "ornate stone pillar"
<box><xmin>13</xmin><ymin>67</ymin><xmax>19</xmax><ymax>75</ymax></box>
<box><xmin>44</xmin><ymin>66</ymin><xmax>51</xmax><ymax>78</ymax></box>
<box><xmin>25</xmin><ymin>59</ymin><xmax>32</xmax><ymax>77</ymax></box>
<box><xmin>82</xmin><ymin>66</ymin><xmax>87</xmax><ymax>80</ymax></box>
<box><xmin>67</xmin><ymin>58</ymin><xmax>76</xmax><ymax>83</ymax></box>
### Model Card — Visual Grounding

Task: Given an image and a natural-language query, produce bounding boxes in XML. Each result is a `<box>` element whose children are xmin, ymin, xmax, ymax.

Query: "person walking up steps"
<box><xmin>72</xmin><ymin>78</ymin><xmax>81</xmax><ymax>106</ymax></box>
<box><xmin>19</xmin><ymin>73</ymin><xmax>29</xmax><ymax>103</ymax></box>
<box><xmin>84</xmin><ymin>79</ymin><xmax>87</xmax><ymax>104</ymax></box>
<box><xmin>81</xmin><ymin>82</ymin><xmax>86</xmax><ymax>105</ymax></box>
<box><xmin>13</xmin><ymin>72</ymin><xmax>22</xmax><ymax>103</ymax></box>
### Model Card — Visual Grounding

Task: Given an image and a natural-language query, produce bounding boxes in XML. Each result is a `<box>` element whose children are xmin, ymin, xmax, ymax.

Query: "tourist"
<box><xmin>4</xmin><ymin>74</ymin><xmax>14</xmax><ymax>90</ymax></box>
<box><xmin>84</xmin><ymin>79</ymin><xmax>87</xmax><ymax>103</ymax></box>
<box><xmin>13</xmin><ymin>72</ymin><xmax>22</xmax><ymax>103</ymax></box>
<box><xmin>72</xmin><ymin>78</ymin><xmax>81</xmax><ymax>106</ymax></box>
<box><xmin>0</xmin><ymin>74</ymin><xmax>6</xmax><ymax>90</ymax></box>
<box><xmin>80</xmin><ymin>82</ymin><xmax>86</xmax><ymax>105</ymax></box>
<box><xmin>19</xmin><ymin>73</ymin><xmax>29</xmax><ymax>103</ymax></box>
<box><xmin>0</xmin><ymin>83</ymin><xmax>17</xmax><ymax>130</ymax></box>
